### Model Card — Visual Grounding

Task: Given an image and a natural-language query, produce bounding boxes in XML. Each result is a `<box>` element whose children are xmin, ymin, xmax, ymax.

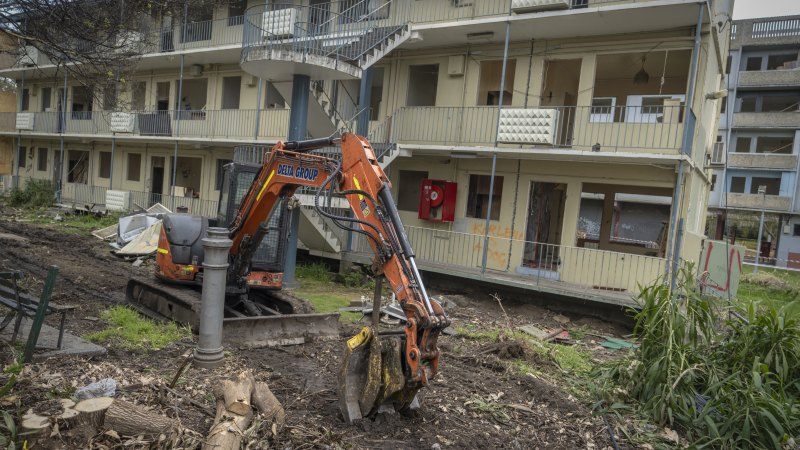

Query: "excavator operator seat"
<box><xmin>162</xmin><ymin>213</ymin><xmax>208</xmax><ymax>265</ymax></box>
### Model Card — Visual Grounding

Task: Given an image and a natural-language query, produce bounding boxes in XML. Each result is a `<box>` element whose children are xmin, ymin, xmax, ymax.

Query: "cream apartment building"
<box><xmin>1</xmin><ymin>0</ymin><xmax>733</xmax><ymax>304</ymax></box>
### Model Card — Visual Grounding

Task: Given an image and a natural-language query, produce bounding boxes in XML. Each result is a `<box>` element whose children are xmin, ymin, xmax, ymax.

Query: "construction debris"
<box><xmin>93</xmin><ymin>203</ymin><xmax>171</xmax><ymax>258</ymax></box>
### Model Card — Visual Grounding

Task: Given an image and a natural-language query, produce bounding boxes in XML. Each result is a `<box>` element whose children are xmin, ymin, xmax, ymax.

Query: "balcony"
<box><xmin>373</xmin><ymin>105</ymin><xmax>685</xmax><ymax>154</ymax></box>
<box><xmin>738</xmin><ymin>69</ymin><xmax>800</xmax><ymax>88</ymax></box>
<box><xmin>0</xmin><ymin>109</ymin><xmax>290</xmax><ymax>142</ymax></box>
<box><xmin>726</xmin><ymin>193</ymin><xmax>792</xmax><ymax>211</ymax></box>
<box><xmin>733</xmin><ymin>112</ymin><xmax>800</xmax><ymax>128</ymax></box>
<box><xmin>728</xmin><ymin>153</ymin><xmax>798</xmax><ymax>170</ymax></box>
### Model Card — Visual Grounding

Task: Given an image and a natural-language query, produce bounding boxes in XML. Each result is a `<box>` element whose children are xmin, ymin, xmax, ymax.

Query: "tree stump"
<box><xmin>74</xmin><ymin>397</ymin><xmax>113</xmax><ymax>429</ymax></box>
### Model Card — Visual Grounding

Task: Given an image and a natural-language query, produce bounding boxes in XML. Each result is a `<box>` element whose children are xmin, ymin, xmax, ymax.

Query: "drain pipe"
<box><xmin>14</xmin><ymin>69</ymin><xmax>24</xmax><ymax>188</ymax></box>
<box><xmin>481</xmin><ymin>8</ymin><xmax>512</xmax><ymax>274</ymax></box>
<box><xmin>254</xmin><ymin>78</ymin><xmax>263</xmax><ymax>140</ymax></box>
<box><xmin>665</xmin><ymin>4</ymin><xmax>704</xmax><ymax>281</ymax></box>
<box><xmin>194</xmin><ymin>227</ymin><xmax>232</xmax><ymax>368</ymax></box>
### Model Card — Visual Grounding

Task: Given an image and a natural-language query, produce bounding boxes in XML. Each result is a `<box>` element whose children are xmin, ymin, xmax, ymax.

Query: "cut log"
<box><xmin>60</xmin><ymin>399</ymin><xmax>76</xmax><ymax>409</ymax></box>
<box><xmin>74</xmin><ymin>397</ymin><xmax>113</xmax><ymax>429</ymax></box>
<box><xmin>218</xmin><ymin>372</ymin><xmax>254</xmax><ymax>416</ymax></box>
<box><xmin>204</xmin><ymin>400</ymin><xmax>254</xmax><ymax>450</ymax></box>
<box><xmin>252</xmin><ymin>382</ymin><xmax>285</xmax><ymax>428</ymax></box>
<box><xmin>21</xmin><ymin>412</ymin><xmax>50</xmax><ymax>434</ymax></box>
<box><xmin>104</xmin><ymin>399</ymin><xmax>177</xmax><ymax>438</ymax></box>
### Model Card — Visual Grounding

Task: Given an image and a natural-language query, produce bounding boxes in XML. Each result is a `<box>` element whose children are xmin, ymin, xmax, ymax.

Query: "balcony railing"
<box><xmin>351</xmin><ymin>225</ymin><xmax>667</xmax><ymax>295</ymax></box>
<box><xmin>1</xmin><ymin>109</ymin><xmax>290</xmax><ymax>141</ymax></box>
<box><xmin>733</xmin><ymin>111</ymin><xmax>800</xmax><ymax>128</ymax></box>
<box><xmin>726</xmin><ymin>193</ymin><xmax>792</xmax><ymax>211</ymax></box>
<box><xmin>56</xmin><ymin>183</ymin><xmax>219</xmax><ymax>218</ymax></box>
<box><xmin>372</xmin><ymin>105</ymin><xmax>685</xmax><ymax>153</ymax></box>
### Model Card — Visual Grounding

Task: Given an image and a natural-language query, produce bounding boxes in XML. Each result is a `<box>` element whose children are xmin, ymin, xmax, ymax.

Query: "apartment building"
<box><xmin>710</xmin><ymin>15</ymin><xmax>800</xmax><ymax>268</ymax></box>
<box><xmin>1</xmin><ymin>0</ymin><xmax>732</xmax><ymax>305</ymax></box>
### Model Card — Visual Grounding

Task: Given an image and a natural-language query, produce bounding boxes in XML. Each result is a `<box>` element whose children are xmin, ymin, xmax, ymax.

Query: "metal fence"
<box><xmin>350</xmin><ymin>225</ymin><xmax>667</xmax><ymax>295</ymax></box>
<box><xmin>372</xmin><ymin>105</ymin><xmax>686</xmax><ymax>152</ymax></box>
<box><xmin>752</xmin><ymin>18</ymin><xmax>800</xmax><ymax>39</ymax></box>
<box><xmin>56</xmin><ymin>183</ymin><xmax>219</xmax><ymax>218</ymax></box>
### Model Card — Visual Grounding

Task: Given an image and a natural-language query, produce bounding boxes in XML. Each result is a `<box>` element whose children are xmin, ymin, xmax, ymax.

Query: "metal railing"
<box><xmin>57</xmin><ymin>183</ymin><xmax>219</xmax><ymax>218</ymax></box>
<box><xmin>370</xmin><ymin>105</ymin><xmax>686</xmax><ymax>153</ymax></box>
<box><xmin>2</xmin><ymin>109</ymin><xmax>291</xmax><ymax>141</ymax></box>
<box><xmin>752</xmin><ymin>18</ymin><xmax>800</xmax><ymax>38</ymax></box>
<box><xmin>350</xmin><ymin>225</ymin><xmax>667</xmax><ymax>295</ymax></box>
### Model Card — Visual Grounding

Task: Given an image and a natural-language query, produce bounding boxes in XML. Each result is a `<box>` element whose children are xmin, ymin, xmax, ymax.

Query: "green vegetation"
<box><xmin>86</xmin><ymin>306</ymin><xmax>190</xmax><ymax>350</ymax></box>
<box><xmin>296</xmin><ymin>262</ymin><xmax>333</xmax><ymax>282</ymax></box>
<box><xmin>595</xmin><ymin>266</ymin><xmax>800</xmax><ymax>449</ymax></box>
<box><xmin>8</xmin><ymin>179</ymin><xmax>54</xmax><ymax>208</ymax></box>
<box><xmin>293</xmin><ymin>262</ymin><xmax>379</xmax><ymax>322</ymax></box>
<box><xmin>737</xmin><ymin>266</ymin><xmax>800</xmax><ymax>317</ymax></box>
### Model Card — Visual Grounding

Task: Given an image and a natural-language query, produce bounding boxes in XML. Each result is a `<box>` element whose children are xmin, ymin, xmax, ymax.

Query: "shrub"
<box><xmin>8</xmin><ymin>179</ymin><xmax>54</xmax><ymax>208</ymax></box>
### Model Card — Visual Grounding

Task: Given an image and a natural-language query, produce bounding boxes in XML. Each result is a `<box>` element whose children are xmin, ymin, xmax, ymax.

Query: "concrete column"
<box><xmin>598</xmin><ymin>190</ymin><xmax>615</xmax><ymax>250</ymax></box>
<box><xmin>357</xmin><ymin>67</ymin><xmax>373</xmax><ymax>136</ymax></box>
<box><xmin>283</xmin><ymin>74</ymin><xmax>311</xmax><ymax>287</ymax></box>
<box><xmin>576</xmin><ymin>54</ymin><xmax>597</xmax><ymax>107</ymax></box>
<box><xmin>559</xmin><ymin>182</ymin><xmax>582</xmax><ymax>247</ymax></box>
<box><xmin>194</xmin><ymin>227</ymin><xmax>232</xmax><ymax>368</ymax></box>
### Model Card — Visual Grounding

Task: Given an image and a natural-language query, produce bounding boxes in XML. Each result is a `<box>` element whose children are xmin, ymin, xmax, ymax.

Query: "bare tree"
<box><xmin>0</xmin><ymin>0</ymin><xmax>223</xmax><ymax>108</ymax></box>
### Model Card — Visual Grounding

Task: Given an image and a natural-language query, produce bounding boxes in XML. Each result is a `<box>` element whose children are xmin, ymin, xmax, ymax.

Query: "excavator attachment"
<box><xmin>338</xmin><ymin>326</ymin><xmax>418</xmax><ymax>423</ymax></box>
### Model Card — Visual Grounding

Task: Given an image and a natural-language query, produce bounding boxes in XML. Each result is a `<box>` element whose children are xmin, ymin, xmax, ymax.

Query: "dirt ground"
<box><xmin>0</xmin><ymin>208</ymin><xmax>636</xmax><ymax>449</ymax></box>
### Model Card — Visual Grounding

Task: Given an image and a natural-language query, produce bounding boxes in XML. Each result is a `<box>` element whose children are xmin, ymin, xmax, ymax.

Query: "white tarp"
<box><xmin>116</xmin><ymin>222</ymin><xmax>162</xmax><ymax>256</ymax></box>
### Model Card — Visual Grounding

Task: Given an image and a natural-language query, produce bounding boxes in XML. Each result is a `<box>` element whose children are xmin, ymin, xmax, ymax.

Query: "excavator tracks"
<box><xmin>126</xmin><ymin>277</ymin><xmax>340</xmax><ymax>348</ymax></box>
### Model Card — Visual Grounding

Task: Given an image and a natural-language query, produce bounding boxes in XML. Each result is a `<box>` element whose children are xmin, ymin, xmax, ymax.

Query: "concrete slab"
<box><xmin>0</xmin><ymin>317</ymin><xmax>106</xmax><ymax>360</ymax></box>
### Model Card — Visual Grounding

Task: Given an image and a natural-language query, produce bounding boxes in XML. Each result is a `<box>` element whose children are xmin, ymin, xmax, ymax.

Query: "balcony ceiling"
<box><xmin>405</xmin><ymin>0</ymin><xmax>705</xmax><ymax>50</ymax></box>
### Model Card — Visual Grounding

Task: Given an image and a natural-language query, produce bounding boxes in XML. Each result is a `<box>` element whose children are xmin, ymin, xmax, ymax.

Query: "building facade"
<box><xmin>709</xmin><ymin>15</ymin><xmax>800</xmax><ymax>268</ymax></box>
<box><xmin>1</xmin><ymin>0</ymin><xmax>732</xmax><ymax>305</ymax></box>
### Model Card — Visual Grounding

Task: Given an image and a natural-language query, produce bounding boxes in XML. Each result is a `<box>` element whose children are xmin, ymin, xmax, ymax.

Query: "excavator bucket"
<box><xmin>338</xmin><ymin>326</ymin><xmax>417</xmax><ymax>423</ymax></box>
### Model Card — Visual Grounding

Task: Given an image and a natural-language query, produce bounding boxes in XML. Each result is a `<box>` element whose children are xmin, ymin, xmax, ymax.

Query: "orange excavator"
<box><xmin>127</xmin><ymin>133</ymin><xmax>449</xmax><ymax>420</ymax></box>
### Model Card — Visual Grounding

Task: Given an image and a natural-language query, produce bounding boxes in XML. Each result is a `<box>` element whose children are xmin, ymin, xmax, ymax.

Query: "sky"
<box><xmin>733</xmin><ymin>0</ymin><xmax>800</xmax><ymax>19</ymax></box>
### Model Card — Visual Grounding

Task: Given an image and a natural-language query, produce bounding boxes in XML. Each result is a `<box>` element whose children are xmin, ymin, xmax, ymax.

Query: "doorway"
<box><xmin>522</xmin><ymin>182</ymin><xmax>566</xmax><ymax>270</ymax></box>
<box><xmin>150</xmin><ymin>156</ymin><xmax>165</xmax><ymax>206</ymax></box>
<box><xmin>541</xmin><ymin>59</ymin><xmax>581</xmax><ymax>146</ymax></box>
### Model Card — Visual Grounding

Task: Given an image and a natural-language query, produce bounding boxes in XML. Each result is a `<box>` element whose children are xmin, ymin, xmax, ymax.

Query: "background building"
<box><xmin>709</xmin><ymin>15</ymin><xmax>800</xmax><ymax>268</ymax></box>
<box><xmin>0</xmin><ymin>0</ymin><xmax>733</xmax><ymax>305</ymax></box>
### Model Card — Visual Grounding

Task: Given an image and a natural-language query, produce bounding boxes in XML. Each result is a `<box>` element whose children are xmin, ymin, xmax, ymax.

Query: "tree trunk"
<box><xmin>103</xmin><ymin>399</ymin><xmax>177</xmax><ymax>438</ymax></box>
<box><xmin>252</xmin><ymin>382</ymin><xmax>285</xmax><ymax>428</ymax></box>
<box><xmin>204</xmin><ymin>400</ymin><xmax>254</xmax><ymax>450</ymax></box>
<box><xmin>73</xmin><ymin>397</ymin><xmax>113</xmax><ymax>430</ymax></box>
<box><xmin>218</xmin><ymin>372</ymin><xmax>254</xmax><ymax>416</ymax></box>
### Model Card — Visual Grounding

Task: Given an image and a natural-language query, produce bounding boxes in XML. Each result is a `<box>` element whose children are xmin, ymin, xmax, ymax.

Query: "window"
<box><xmin>369</xmin><ymin>68</ymin><xmax>384</xmax><ymax>121</ymax></box>
<box><xmin>228</xmin><ymin>0</ymin><xmax>246</xmax><ymax>25</ymax></box>
<box><xmin>762</xmin><ymin>95</ymin><xmax>800</xmax><ymax>112</ymax></box>
<box><xmin>730</xmin><ymin>176</ymin><xmax>746</xmax><ymax>193</ymax></box>
<box><xmin>745</xmin><ymin>56</ymin><xmax>762</xmax><ymax>71</ymax></box>
<box><xmin>735</xmin><ymin>137</ymin><xmax>752</xmax><ymax>153</ymax></box>
<box><xmin>407</xmin><ymin>64</ymin><xmax>439</xmax><ymax>107</ymax></box>
<box><xmin>739</xmin><ymin>96</ymin><xmax>757</xmax><ymax>112</ymax></box>
<box><xmin>397</xmin><ymin>170</ymin><xmax>428</xmax><ymax>211</ymax></box>
<box><xmin>41</xmin><ymin>87</ymin><xmax>51</xmax><ymax>111</ymax></box>
<box><xmin>98</xmin><ymin>152</ymin><xmax>111</xmax><ymax>179</ymax></box>
<box><xmin>794</xmin><ymin>224</ymin><xmax>800</xmax><ymax>237</ymax></box>
<box><xmin>215</xmin><ymin>159</ymin><xmax>232</xmax><ymax>190</ymax></box>
<box><xmin>751</xmin><ymin>177</ymin><xmax>780</xmax><ymax>195</ymax></box>
<box><xmin>20</xmin><ymin>89</ymin><xmax>29</xmax><ymax>111</ymax></box>
<box><xmin>591</xmin><ymin>97</ymin><xmax>615</xmax><ymax>122</ymax></box>
<box><xmin>66</xmin><ymin>150</ymin><xmax>89</xmax><ymax>184</ymax></box>
<box><xmin>477</xmin><ymin>59</ymin><xmax>516</xmax><ymax>106</ymax></box>
<box><xmin>767</xmin><ymin>54</ymin><xmax>797</xmax><ymax>70</ymax></box>
<box><xmin>71</xmin><ymin>85</ymin><xmax>93</xmax><ymax>119</ymax></box>
<box><xmin>127</xmin><ymin>153</ymin><xmax>141</xmax><ymax>181</ymax></box>
<box><xmin>756</xmin><ymin>136</ymin><xmax>793</xmax><ymax>154</ymax></box>
<box><xmin>467</xmin><ymin>174</ymin><xmax>503</xmax><ymax>220</ymax></box>
<box><xmin>17</xmin><ymin>147</ymin><xmax>26</xmax><ymax>168</ymax></box>
<box><xmin>221</xmin><ymin>77</ymin><xmax>241</xmax><ymax>110</ymax></box>
<box><xmin>711</xmin><ymin>174</ymin><xmax>717</xmax><ymax>191</ymax></box>
<box><xmin>37</xmin><ymin>148</ymin><xmax>47</xmax><ymax>171</ymax></box>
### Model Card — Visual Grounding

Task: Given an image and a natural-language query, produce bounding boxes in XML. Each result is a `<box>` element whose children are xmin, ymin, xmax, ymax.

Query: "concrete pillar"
<box><xmin>559</xmin><ymin>182</ymin><xmax>582</xmax><ymax>247</ymax></box>
<box><xmin>194</xmin><ymin>227</ymin><xmax>232</xmax><ymax>368</ymax></box>
<box><xmin>283</xmin><ymin>74</ymin><xmax>311</xmax><ymax>287</ymax></box>
<box><xmin>598</xmin><ymin>190</ymin><xmax>615</xmax><ymax>250</ymax></box>
<box><xmin>357</xmin><ymin>67</ymin><xmax>373</xmax><ymax>136</ymax></box>
<box><xmin>576</xmin><ymin>54</ymin><xmax>597</xmax><ymax>107</ymax></box>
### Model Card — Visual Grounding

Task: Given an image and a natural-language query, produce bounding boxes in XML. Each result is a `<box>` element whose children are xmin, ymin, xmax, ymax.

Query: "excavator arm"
<box><xmin>226</xmin><ymin>133</ymin><xmax>449</xmax><ymax>420</ymax></box>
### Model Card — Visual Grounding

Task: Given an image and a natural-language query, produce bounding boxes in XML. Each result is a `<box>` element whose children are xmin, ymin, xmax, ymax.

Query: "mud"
<box><xmin>0</xmin><ymin>210</ymin><xmax>633</xmax><ymax>449</ymax></box>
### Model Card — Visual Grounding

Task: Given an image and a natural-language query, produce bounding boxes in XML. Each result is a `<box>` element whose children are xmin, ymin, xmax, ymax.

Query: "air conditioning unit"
<box><xmin>511</xmin><ymin>0</ymin><xmax>571</xmax><ymax>13</ymax></box>
<box><xmin>263</xmin><ymin>8</ymin><xmax>297</xmax><ymax>38</ymax></box>
<box><xmin>15</xmin><ymin>113</ymin><xmax>34</xmax><ymax>130</ymax></box>
<box><xmin>497</xmin><ymin>108</ymin><xmax>559</xmax><ymax>145</ymax></box>
<box><xmin>110</xmin><ymin>112</ymin><xmax>135</xmax><ymax>133</ymax></box>
<box><xmin>419</xmin><ymin>179</ymin><xmax>457</xmax><ymax>222</ymax></box>
<box><xmin>452</xmin><ymin>0</ymin><xmax>474</xmax><ymax>6</ymax></box>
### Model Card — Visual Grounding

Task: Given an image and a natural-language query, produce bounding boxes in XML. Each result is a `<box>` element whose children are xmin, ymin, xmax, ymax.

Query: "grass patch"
<box><xmin>293</xmin><ymin>279</ymin><xmax>365</xmax><ymax>323</ymax></box>
<box><xmin>85</xmin><ymin>306</ymin><xmax>190</xmax><ymax>350</ymax></box>
<box><xmin>296</xmin><ymin>262</ymin><xmax>333</xmax><ymax>282</ymax></box>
